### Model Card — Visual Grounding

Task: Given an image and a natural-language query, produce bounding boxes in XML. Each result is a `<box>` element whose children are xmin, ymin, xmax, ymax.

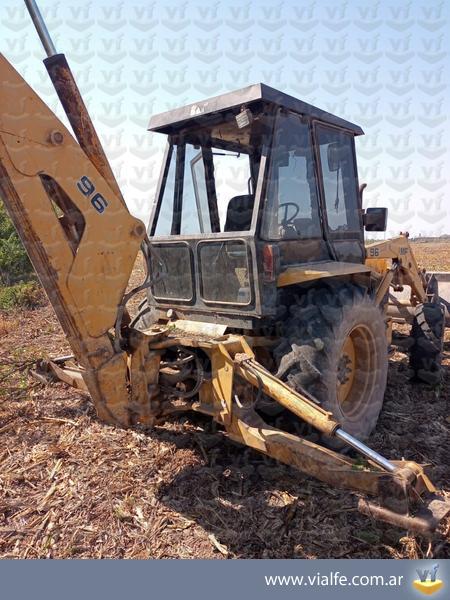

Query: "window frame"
<box><xmin>312</xmin><ymin>121</ymin><xmax>363</xmax><ymax>239</ymax></box>
<box><xmin>150</xmin><ymin>241</ymin><xmax>195</xmax><ymax>303</ymax></box>
<box><xmin>149</xmin><ymin>142</ymin><xmax>174</xmax><ymax>237</ymax></box>
<box><xmin>197</xmin><ymin>239</ymin><xmax>254</xmax><ymax>306</ymax></box>
<box><xmin>189</xmin><ymin>148</ymin><xmax>210</xmax><ymax>233</ymax></box>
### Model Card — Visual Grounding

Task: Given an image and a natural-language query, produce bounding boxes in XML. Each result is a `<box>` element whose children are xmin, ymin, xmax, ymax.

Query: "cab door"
<box><xmin>314</xmin><ymin>123</ymin><xmax>365</xmax><ymax>263</ymax></box>
<box><xmin>259</xmin><ymin>110</ymin><xmax>331</xmax><ymax>267</ymax></box>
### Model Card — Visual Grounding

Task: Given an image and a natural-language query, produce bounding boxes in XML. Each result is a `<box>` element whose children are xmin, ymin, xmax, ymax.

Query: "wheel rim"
<box><xmin>336</xmin><ymin>324</ymin><xmax>376</xmax><ymax>415</ymax></box>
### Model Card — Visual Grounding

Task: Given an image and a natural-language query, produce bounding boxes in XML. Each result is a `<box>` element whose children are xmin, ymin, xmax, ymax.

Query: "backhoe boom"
<box><xmin>0</xmin><ymin>54</ymin><xmax>146</xmax><ymax>425</ymax></box>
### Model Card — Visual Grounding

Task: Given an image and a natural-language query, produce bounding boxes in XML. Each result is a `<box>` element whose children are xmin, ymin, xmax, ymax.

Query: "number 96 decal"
<box><xmin>77</xmin><ymin>175</ymin><xmax>109</xmax><ymax>214</ymax></box>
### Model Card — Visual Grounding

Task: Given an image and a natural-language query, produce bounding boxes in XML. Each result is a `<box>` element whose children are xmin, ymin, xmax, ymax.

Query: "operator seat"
<box><xmin>224</xmin><ymin>194</ymin><xmax>254</xmax><ymax>232</ymax></box>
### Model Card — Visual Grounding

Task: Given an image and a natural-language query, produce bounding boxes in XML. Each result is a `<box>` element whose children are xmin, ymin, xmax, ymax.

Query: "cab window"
<box><xmin>261</xmin><ymin>112</ymin><xmax>321</xmax><ymax>240</ymax></box>
<box><xmin>316</xmin><ymin>125</ymin><xmax>360</xmax><ymax>233</ymax></box>
<box><xmin>152</xmin><ymin>142</ymin><xmax>254</xmax><ymax>236</ymax></box>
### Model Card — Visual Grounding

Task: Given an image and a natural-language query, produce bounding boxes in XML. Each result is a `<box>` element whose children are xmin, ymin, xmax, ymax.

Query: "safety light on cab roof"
<box><xmin>236</xmin><ymin>106</ymin><xmax>253</xmax><ymax>129</ymax></box>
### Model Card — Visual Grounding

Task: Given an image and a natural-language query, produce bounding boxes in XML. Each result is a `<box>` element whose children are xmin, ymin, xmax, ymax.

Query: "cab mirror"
<box><xmin>327</xmin><ymin>142</ymin><xmax>341</xmax><ymax>172</ymax></box>
<box><xmin>364</xmin><ymin>207</ymin><xmax>387</xmax><ymax>232</ymax></box>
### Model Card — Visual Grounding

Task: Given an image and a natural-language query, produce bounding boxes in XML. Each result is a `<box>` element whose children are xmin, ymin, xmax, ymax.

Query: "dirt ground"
<box><xmin>0</xmin><ymin>241</ymin><xmax>449</xmax><ymax>559</ymax></box>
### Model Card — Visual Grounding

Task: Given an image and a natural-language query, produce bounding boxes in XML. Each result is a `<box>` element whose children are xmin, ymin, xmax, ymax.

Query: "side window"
<box><xmin>316</xmin><ymin>125</ymin><xmax>360</xmax><ymax>232</ymax></box>
<box><xmin>153</xmin><ymin>144</ymin><xmax>210</xmax><ymax>236</ymax></box>
<box><xmin>261</xmin><ymin>112</ymin><xmax>321</xmax><ymax>240</ymax></box>
<box><xmin>154</xmin><ymin>145</ymin><xmax>177</xmax><ymax>236</ymax></box>
<box><xmin>152</xmin><ymin>143</ymin><xmax>256</xmax><ymax>236</ymax></box>
<box><xmin>213</xmin><ymin>151</ymin><xmax>252</xmax><ymax>231</ymax></box>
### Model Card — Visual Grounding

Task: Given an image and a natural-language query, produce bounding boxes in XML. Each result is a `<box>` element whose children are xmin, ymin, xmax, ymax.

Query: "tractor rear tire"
<box><xmin>408</xmin><ymin>302</ymin><xmax>444</xmax><ymax>385</ymax></box>
<box><xmin>274</xmin><ymin>283</ymin><xmax>388</xmax><ymax>442</ymax></box>
<box><xmin>131</xmin><ymin>297</ymin><xmax>157</xmax><ymax>331</ymax></box>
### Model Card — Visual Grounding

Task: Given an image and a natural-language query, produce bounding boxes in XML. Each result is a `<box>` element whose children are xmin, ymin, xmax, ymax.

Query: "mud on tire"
<box><xmin>273</xmin><ymin>282</ymin><xmax>388</xmax><ymax>441</ymax></box>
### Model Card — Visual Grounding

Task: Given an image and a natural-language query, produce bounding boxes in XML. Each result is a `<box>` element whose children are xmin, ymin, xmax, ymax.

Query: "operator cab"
<box><xmin>146</xmin><ymin>84</ymin><xmax>385</xmax><ymax>327</ymax></box>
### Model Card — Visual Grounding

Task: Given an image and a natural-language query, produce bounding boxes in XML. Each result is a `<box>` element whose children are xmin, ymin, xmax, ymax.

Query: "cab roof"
<box><xmin>148</xmin><ymin>83</ymin><xmax>364</xmax><ymax>136</ymax></box>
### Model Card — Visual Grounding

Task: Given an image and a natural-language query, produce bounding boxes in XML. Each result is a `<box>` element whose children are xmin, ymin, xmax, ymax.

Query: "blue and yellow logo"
<box><xmin>413</xmin><ymin>565</ymin><xmax>443</xmax><ymax>595</ymax></box>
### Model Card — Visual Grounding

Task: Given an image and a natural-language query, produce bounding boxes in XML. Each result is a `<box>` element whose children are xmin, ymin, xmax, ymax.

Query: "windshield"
<box><xmin>151</xmin><ymin>141</ymin><xmax>257</xmax><ymax>236</ymax></box>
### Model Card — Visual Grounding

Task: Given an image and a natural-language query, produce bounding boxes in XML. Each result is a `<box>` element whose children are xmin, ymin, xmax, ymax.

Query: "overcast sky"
<box><xmin>1</xmin><ymin>0</ymin><xmax>449</xmax><ymax>237</ymax></box>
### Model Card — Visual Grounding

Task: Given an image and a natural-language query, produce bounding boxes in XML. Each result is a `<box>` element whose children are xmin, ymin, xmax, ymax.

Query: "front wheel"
<box><xmin>408</xmin><ymin>302</ymin><xmax>444</xmax><ymax>385</ymax></box>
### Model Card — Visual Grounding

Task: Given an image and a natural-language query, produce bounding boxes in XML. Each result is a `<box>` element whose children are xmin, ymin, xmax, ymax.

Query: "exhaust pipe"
<box><xmin>24</xmin><ymin>0</ymin><xmax>126</xmax><ymax>207</ymax></box>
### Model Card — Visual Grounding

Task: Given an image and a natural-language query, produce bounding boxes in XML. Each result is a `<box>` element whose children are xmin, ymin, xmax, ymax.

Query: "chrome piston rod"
<box><xmin>236</xmin><ymin>357</ymin><xmax>397</xmax><ymax>474</ymax></box>
<box><xmin>24</xmin><ymin>0</ymin><xmax>57</xmax><ymax>57</ymax></box>
<box><xmin>335</xmin><ymin>428</ymin><xmax>396</xmax><ymax>473</ymax></box>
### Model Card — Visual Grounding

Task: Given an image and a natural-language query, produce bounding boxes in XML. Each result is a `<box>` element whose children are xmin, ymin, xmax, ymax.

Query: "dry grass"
<box><xmin>0</xmin><ymin>243</ymin><xmax>449</xmax><ymax>559</ymax></box>
<box><xmin>0</xmin><ymin>315</ymin><xmax>10</xmax><ymax>338</ymax></box>
<box><xmin>410</xmin><ymin>240</ymin><xmax>450</xmax><ymax>271</ymax></box>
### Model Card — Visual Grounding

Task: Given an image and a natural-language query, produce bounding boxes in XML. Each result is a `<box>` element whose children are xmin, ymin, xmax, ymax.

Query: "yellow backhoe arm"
<box><xmin>366</xmin><ymin>235</ymin><xmax>428</xmax><ymax>306</ymax></box>
<box><xmin>0</xmin><ymin>54</ymin><xmax>145</xmax><ymax>425</ymax></box>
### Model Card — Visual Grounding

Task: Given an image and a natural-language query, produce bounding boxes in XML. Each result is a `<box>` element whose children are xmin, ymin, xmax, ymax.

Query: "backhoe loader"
<box><xmin>0</xmin><ymin>0</ymin><xmax>449</xmax><ymax>536</ymax></box>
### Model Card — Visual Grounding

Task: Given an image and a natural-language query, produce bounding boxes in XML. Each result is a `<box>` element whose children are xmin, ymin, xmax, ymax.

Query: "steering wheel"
<box><xmin>279</xmin><ymin>202</ymin><xmax>300</xmax><ymax>225</ymax></box>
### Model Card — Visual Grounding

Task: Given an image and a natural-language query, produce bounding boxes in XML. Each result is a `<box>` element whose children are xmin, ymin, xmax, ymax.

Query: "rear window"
<box><xmin>199</xmin><ymin>241</ymin><xmax>251</xmax><ymax>305</ymax></box>
<box><xmin>150</xmin><ymin>243</ymin><xmax>193</xmax><ymax>301</ymax></box>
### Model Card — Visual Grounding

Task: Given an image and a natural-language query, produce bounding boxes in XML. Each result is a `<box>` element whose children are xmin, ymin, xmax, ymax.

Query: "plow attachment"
<box><xmin>33</xmin><ymin>328</ymin><xmax>450</xmax><ymax>537</ymax></box>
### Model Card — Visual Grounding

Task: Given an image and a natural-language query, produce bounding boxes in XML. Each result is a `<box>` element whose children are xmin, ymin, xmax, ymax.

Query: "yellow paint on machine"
<box><xmin>277</xmin><ymin>261</ymin><xmax>371</xmax><ymax>287</ymax></box>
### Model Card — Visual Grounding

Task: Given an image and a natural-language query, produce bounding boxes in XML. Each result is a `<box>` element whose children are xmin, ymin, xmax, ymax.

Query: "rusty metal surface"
<box><xmin>43</xmin><ymin>53</ymin><xmax>126</xmax><ymax>207</ymax></box>
<box><xmin>358</xmin><ymin>496</ymin><xmax>450</xmax><ymax>536</ymax></box>
<box><xmin>36</xmin><ymin>359</ymin><xmax>88</xmax><ymax>392</ymax></box>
